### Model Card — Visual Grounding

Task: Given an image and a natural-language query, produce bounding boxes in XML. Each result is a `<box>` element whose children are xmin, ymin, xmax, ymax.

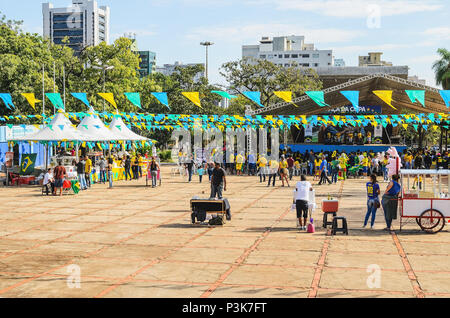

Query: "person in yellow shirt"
<box><xmin>228</xmin><ymin>152</ymin><xmax>235</xmax><ymax>174</ymax></box>
<box><xmin>85</xmin><ymin>156</ymin><xmax>92</xmax><ymax>188</ymax></box>
<box><xmin>413</xmin><ymin>175</ymin><xmax>423</xmax><ymax>190</ymax></box>
<box><xmin>138</xmin><ymin>154</ymin><xmax>144</xmax><ymax>178</ymax></box>
<box><xmin>338</xmin><ymin>153</ymin><xmax>348</xmax><ymax>180</ymax></box>
<box><xmin>314</xmin><ymin>157</ymin><xmax>322</xmax><ymax>181</ymax></box>
<box><xmin>294</xmin><ymin>160</ymin><xmax>300</xmax><ymax>176</ymax></box>
<box><xmin>278</xmin><ymin>155</ymin><xmax>290</xmax><ymax>187</ymax></box>
<box><xmin>362</xmin><ymin>153</ymin><xmax>369</xmax><ymax>176</ymax></box>
<box><xmin>257</xmin><ymin>155</ymin><xmax>268</xmax><ymax>182</ymax></box>
<box><xmin>235</xmin><ymin>152</ymin><xmax>244</xmax><ymax>176</ymax></box>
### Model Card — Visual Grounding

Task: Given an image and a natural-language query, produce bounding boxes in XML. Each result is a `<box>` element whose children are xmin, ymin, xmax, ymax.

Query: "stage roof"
<box><xmin>249</xmin><ymin>73</ymin><xmax>448</xmax><ymax>116</ymax></box>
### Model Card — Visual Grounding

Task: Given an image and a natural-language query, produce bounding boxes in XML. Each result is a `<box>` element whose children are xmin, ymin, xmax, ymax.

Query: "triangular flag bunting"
<box><xmin>405</xmin><ymin>90</ymin><xmax>425</xmax><ymax>107</ymax></box>
<box><xmin>21</xmin><ymin>93</ymin><xmax>41</xmax><ymax>111</ymax></box>
<box><xmin>98</xmin><ymin>93</ymin><xmax>117</xmax><ymax>109</ymax></box>
<box><xmin>211</xmin><ymin>91</ymin><xmax>237</xmax><ymax>100</ymax></box>
<box><xmin>45</xmin><ymin>93</ymin><xmax>65</xmax><ymax>111</ymax></box>
<box><xmin>0</xmin><ymin>93</ymin><xmax>15</xmax><ymax>109</ymax></box>
<box><xmin>440</xmin><ymin>90</ymin><xmax>450</xmax><ymax>108</ymax></box>
<box><xmin>340</xmin><ymin>91</ymin><xmax>360</xmax><ymax>112</ymax></box>
<box><xmin>124</xmin><ymin>92</ymin><xmax>142</xmax><ymax>109</ymax></box>
<box><xmin>273</xmin><ymin>91</ymin><xmax>293</xmax><ymax>103</ymax></box>
<box><xmin>372</xmin><ymin>90</ymin><xmax>397</xmax><ymax>110</ymax></box>
<box><xmin>242</xmin><ymin>92</ymin><xmax>264</xmax><ymax>107</ymax></box>
<box><xmin>182</xmin><ymin>92</ymin><xmax>202</xmax><ymax>108</ymax></box>
<box><xmin>305</xmin><ymin>91</ymin><xmax>328</xmax><ymax>107</ymax></box>
<box><xmin>71</xmin><ymin>93</ymin><xmax>90</xmax><ymax>108</ymax></box>
<box><xmin>151</xmin><ymin>92</ymin><xmax>170</xmax><ymax>109</ymax></box>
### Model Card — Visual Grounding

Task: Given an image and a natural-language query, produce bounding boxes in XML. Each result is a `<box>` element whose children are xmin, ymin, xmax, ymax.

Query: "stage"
<box><xmin>281</xmin><ymin>144</ymin><xmax>407</xmax><ymax>154</ymax></box>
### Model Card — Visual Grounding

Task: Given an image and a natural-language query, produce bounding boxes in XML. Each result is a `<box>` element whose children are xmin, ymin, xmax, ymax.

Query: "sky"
<box><xmin>1</xmin><ymin>0</ymin><xmax>449</xmax><ymax>88</ymax></box>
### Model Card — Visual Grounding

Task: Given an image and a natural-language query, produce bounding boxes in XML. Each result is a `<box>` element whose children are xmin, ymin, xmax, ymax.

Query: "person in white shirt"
<box><xmin>43</xmin><ymin>168</ymin><xmax>54</xmax><ymax>196</ymax></box>
<box><xmin>293</xmin><ymin>175</ymin><xmax>313</xmax><ymax>230</ymax></box>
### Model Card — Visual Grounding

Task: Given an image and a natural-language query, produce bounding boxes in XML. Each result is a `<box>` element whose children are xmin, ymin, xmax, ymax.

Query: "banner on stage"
<box><xmin>374</xmin><ymin>124</ymin><xmax>383</xmax><ymax>144</ymax></box>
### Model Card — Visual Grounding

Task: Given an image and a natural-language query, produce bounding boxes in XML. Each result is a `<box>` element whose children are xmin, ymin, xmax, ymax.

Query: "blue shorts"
<box><xmin>55</xmin><ymin>178</ymin><xmax>64</xmax><ymax>188</ymax></box>
<box><xmin>363</xmin><ymin>167</ymin><xmax>368</xmax><ymax>173</ymax></box>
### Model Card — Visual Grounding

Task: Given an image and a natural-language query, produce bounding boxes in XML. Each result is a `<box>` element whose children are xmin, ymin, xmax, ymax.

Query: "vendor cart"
<box><xmin>399</xmin><ymin>169</ymin><xmax>450</xmax><ymax>233</ymax></box>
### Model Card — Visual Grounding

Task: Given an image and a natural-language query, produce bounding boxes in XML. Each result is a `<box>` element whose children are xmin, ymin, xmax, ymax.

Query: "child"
<box><xmin>198</xmin><ymin>161</ymin><xmax>205</xmax><ymax>183</ymax></box>
<box><xmin>412</xmin><ymin>175</ymin><xmax>423</xmax><ymax>190</ymax></box>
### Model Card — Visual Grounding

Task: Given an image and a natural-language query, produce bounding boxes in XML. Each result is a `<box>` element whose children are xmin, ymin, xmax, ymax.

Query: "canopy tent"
<box><xmin>109</xmin><ymin>114</ymin><xmax>148</xmax><ymax>141</ymax></box>
<box><xmin>77</xmin><ymin>108</ymin><xmax>124</xmax><ymax>141</ymax></box>
<box><xmin>8</xmin><ymin>111</ymin><xmax>89</xmax><ymax>142</ymax></box>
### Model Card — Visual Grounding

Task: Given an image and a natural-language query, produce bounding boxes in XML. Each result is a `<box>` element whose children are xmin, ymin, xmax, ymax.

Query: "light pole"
<box><xmin>200</xmin><ymin>41</ymin><xmax>214</xmax><ymax>81</ymax></box>
<box><xmin>93</xmin><ymin>64</ymin><xmax>114</xmax><ymax>112</ymax></box>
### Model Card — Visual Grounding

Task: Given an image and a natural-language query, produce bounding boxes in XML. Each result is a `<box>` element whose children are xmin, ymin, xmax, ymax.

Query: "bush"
<box><xmin>158</xmin><ymin>150</ymin><xmax>173</xmax><ymax>162</ymax></box>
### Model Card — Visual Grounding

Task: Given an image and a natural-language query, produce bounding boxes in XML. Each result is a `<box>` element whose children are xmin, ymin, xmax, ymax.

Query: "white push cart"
<box><xmin>399</xmin><ymin>169</ymin><xmax>450</xmax><ymax>233</ymax></box>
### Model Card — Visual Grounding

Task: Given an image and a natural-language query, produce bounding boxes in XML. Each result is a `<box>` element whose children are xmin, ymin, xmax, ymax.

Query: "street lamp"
<box><xmin>200</xmin><ymin>41</ymin><xmax>214</xmax><ymax>81</ymax></box>
<box><xmin>93</xmin><ymin>64</ymin><xmax>114</xmax><ymax>111</ymax></box>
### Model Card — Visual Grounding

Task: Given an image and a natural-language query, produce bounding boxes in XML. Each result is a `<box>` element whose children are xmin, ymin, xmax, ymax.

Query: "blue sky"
<box><xmin>1</xmin><ymin>0</ymin><xmax>449</xmax><ymax>87</ymax></box>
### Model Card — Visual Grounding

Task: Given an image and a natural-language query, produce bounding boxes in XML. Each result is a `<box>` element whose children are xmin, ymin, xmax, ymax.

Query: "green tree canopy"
<box><xmin>433</xmin><ymin>48</ymin><xmax>450</xmax><ymax>89</ymax></box>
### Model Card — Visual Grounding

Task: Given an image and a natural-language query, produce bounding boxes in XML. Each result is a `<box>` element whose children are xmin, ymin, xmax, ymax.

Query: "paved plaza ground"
<box><xmin>0</xmin><ymin>166</ymin><xmax>449</xmax><ymax>298</ymax></box>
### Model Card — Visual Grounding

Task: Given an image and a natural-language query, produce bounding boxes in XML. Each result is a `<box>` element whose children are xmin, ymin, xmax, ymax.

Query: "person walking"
<box><xmin>198</xmin><ymin>161</ymin><xmax>206</xmax><ymax>183</ymax></box>
<box><xmin>279</xmin><ymin>155</ymin><xmax>290</xmax><ymax>187</ymax></box>
<box><xmin>133</xmin><ymin>155</ymin><xmax>140</xmax><ymax>180</ymax></box>
<box><xmin>318</xmin><ymin>155</ymin><xmax>332</xmax><ymax>185</ymax></box>
<box><xmin>186</xmin><ymin>155</ymin><xmax>194</xmax><ymax>182</ymax></box>
<box><xmin>382</xmin><ymin>174</ymin><xmax>401</xmax><ymax>231</ymax></box>
<box><xmin>287</xmin><ymin>155</ymin><xmax>295</xmax><ymax>181</ymax></box>
<box><xmin>138</xmin><ymin>154</ymin><xmax>144</xmax><ymax>178</ymax></box>
<box><xmin>99</xmin><ymin>156</ymin><xmax>107</xmax><ymax>184</ymax></box>
<box><xmin>124</xmin><ymin>156</ymin><xmax>132</xmax><ymax>181</ymax></box>
<box><xmin>308</xmin><ymin>151</ymin><xmax>315</xmax><ymax>176</ymax></box>
<box><xmin>257</xmin><ymin>155</ymin><xmax>267</xmax><ymax>183</ymax></box>
<box><xmin>53</xmin><ymin>160</ymin><xmax>66</xmax><ymax>196</ymax></box>
<box><xmin>293</xmin><ymin>175</ymin><xmax>313</xmax><ymax>230</ymax></box>
<box><xmin>210</xmin><ymin>162</ymin><xmax>227</xmax><ymax>199</ymax></box>
<box><xmin>363</xmin><ymin>174</ymin><xmax>380</xmax><ymax>229</ymax></box>
<box><xmin>107</xmin><ymin>157</ymin><xmax>114</xmax><ymax>189</ymax></box>
<box><xmin>76</xmin><ymin>158</ymin><xmax>87</xmax><ymax>190</ymax></box>
<box><xmin>149</xmin><ymin>157</ymin><xmax>159</xmax><ymax>188</ymax></box>
<box><xmin>331</xmin><ymin>156</ymin><xmax>339</xmax><ymax>184</ymax></box>
<box><xmin>267</xmin><ymin>158</ymin><xmax>279</xmax><ymax>187</ymax></box>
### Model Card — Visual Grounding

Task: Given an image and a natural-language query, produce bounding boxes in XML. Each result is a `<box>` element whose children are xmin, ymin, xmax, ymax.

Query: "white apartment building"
<box><xmin>242</xmin><ymin>35</ymin><xmax>333</xmax><ymax>68</ymax></box>
<box><xmin>156</xmin><ymin>62</ymin><xmax>205</xmax><ymax>83</ymax></box>
<box><xmin>334</xmin><ymin>58</ymin><xmax>346</xmax><ymax>67</ymax></box>
<box><xmin>42</xmin><ymin>0</ymin><xmax>110</xmax><ymax>54</ymax></box>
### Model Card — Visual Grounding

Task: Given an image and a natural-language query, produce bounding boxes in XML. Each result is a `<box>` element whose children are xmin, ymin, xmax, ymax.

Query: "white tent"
<box><xmin>108</xmin><ymin>114</ymin><xmax>148</xmax><ymax>141</ymax></box>
<box><xmin>77</xmin><ymin>109</ymin><xmax>124</xmax><ymax>141</ymax></box>
<box><xmin>9</xmin><ymin>111</ymin><xmax>89</xmax><ymax>142</ymax></box>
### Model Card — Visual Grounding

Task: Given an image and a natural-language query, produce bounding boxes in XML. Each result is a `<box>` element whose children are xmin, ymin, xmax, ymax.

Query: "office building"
<box><xmin>359</xmin><ymin>52</ymin><xmax>393</xmax><ymax>67</ymax></box>
<box><xmin>242</xmin><ymin>35</ymin><xmax>333</xmax><ymax>68</ymax></box>
<box><xmin>156</xmin><ymin>62</ymin><xmax>205</xmax><ymax>82</ymax></box>
<box><xmin>42</xmin><ymin>0</ymin><xmax>110</xmax><ymax>54</ymax></box>
<box><xmin>334</xmin><ymin>58</ymin><xmax>346</xmax><ymax>67</ymax></box>
<box><xmin>124</xmin><ymin>34</ymin><xmax>157</xmax><ymax>78</ymax></box>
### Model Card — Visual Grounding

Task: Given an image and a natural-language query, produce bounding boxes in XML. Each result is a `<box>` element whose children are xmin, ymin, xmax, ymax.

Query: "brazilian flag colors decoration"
<box><xmin>19</xmin><ymin>153</ymin><xmax>37</xmax><ymax>175</ymax></box>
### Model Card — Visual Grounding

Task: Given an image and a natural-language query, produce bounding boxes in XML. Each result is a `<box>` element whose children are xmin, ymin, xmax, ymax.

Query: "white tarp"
<box><xmin>9</xmin><ymin>112</ymin><xmax>90</xmax><ymax>142</ymax></box>
<box><xmin>108</xmin><ymin>115</ymin><xmax>148</xmax><ymax>141</ymax></box>
<box><xmin>77</xmin><ymin>109</ymin><xmax>124</xmax><ymax>141</ymax></box>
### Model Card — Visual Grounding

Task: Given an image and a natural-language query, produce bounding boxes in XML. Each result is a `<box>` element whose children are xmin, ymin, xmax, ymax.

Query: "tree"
<box><xmin>432</xmin><ymin>48</ymin><xmax>450</xmax><ymax>89</ymax></box>
<box><xmin>220</xmin><ymin>57</ymin><xmax>323</xmax><ymax>110</ymax></box>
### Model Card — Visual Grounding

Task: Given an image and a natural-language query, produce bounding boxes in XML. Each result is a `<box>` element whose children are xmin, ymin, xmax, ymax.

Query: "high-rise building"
<box><xmin>42</xmin><ymin>0</ymin><xmax>110</xmax><ymax>54</ymax></box>
<box><xmin>359</xmin><ymin>52</ymin><xmax>393</xmax><ymax>67</ymax></box>
<box><xmin>242</xmin><ymin>35</ymin><xmax>333</xmax><ymax>68</ymax></box>
<box><xmin>124</xmin><ymin>34</ymin><xmax>157</xmax><ymax>78</ymax></box>
<box><xmin>156</xmin><ymin>62</ymin><xmax>205</xmax><ymax>83</ymax></box>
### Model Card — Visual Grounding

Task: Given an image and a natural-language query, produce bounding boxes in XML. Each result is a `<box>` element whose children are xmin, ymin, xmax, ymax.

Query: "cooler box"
<box><xmin>322</xmin><ymin>200</ymin><xmax>339</xmax><ymax>212</ymax></box>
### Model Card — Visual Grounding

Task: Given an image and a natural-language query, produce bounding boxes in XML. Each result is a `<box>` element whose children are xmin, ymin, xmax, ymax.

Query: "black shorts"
<box><xmin>296</xmin><ymin>200</ymin><xmax>308</xmax><ymax>219</ymax></box>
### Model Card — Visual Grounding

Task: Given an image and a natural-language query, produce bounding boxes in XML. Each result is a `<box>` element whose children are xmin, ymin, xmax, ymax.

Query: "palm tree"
<box><xmin>432</xmin><ymin>48</ymin><xmax>450</xmax><ymax>89</ymax></box>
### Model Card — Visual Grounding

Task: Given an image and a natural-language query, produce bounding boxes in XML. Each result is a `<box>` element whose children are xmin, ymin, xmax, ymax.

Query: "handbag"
<box><xmin>375</xmin><ymin>200</ymin><xmax>381</xmax><ymax>208</ymax></box>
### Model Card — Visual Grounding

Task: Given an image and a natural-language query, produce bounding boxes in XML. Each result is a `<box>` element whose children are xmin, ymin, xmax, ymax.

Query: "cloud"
<box><xmin>422</xmin><ymin>27</ymin><xmax>450</xmax><ymax>40</ymax></box>
<box><xmin>258</xmin><ymin>0</ymin><xmax>444</xmax><ymax>18</ymax></box>
<box><xmin>186</xmin><ymin>23</ymin><xmax>365</xmax><ymax>45</ymax></box>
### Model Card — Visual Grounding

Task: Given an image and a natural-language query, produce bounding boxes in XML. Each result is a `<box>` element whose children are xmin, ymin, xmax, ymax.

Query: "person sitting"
<box><xmin>43</xmin><ymin>168</ymin><xmax>54</xmax><ymax>195</ymax></box>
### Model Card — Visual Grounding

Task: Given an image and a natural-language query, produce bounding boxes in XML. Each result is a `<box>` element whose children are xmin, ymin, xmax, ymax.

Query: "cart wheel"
<box><xmin>418</xmin><ymin>209</ymin><xmax>445</xmax><ymax>234</ymax></box>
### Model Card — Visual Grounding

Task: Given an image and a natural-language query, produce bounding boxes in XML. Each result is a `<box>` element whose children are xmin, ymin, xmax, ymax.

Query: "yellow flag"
<box><xmin>98</xmin><ymin>93</ymin><xmax>117</xmax><ymax>109</ymax></box>
<box><xmin>274</xmin><ymin>91</ymin><xmax>292</xmax><ymax>103</ymax></box>
<box><xmin>402</xmin><ymin>124</ymin><xmax>408</xmax><ymax>130</ymax></box>
<box><xmin>21</xmin><ymin>93</ymin><xmax>41</xmax><ymax>111</ymax></box>
<box><xmin>372</xmin><ymin>91</ymin><xmax>397</xmax><ymax>110</ymax></box>
<box><xmin>182</xmin><ymin>92</ymin><xmax>202</xmax><ymax>108</ymax></box>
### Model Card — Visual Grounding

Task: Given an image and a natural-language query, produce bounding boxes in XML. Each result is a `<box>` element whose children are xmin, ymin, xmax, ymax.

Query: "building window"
<box><xmin>328</xmin><ymin>53</ymin><xmax>331</xmax><ymax>56</ymax></box>
<box><xmin>312</xmin><ymin>53</ymin><xmax>319</xmax><ymax>58</ymax></box>
<box><xmin>328</xmin><ymin>63</ymin><xmax>331</xmax><ymax>65</ymax></box>
<box><xmin>301</xmin><ymin>63</ymin><xmax>309</xmax><ymax>67</ymax></box>
<box><xmin>284</xmin><ymin>54</ymin><xmax>290</xmax><ymax>58</ymax></box>
<box><xmin>268</xmin><ymin>54</ymin><xmax>273</xmax><ymax>59</ymax></box>
<box><xmin>260</xmin><ymin>55</ymin><xmax>266</xmax><ymax>59</ymax></box>
<box><xmin>314</xmin><ymin>63</ymin><xmax>319</xmax><ymax>67</ymax></box>
<box><xmin>302</xmin><ymin>54</ymin><xmax>310</xmax><ymax>58</ymax></box>
<box><xmin>291</xmin><ymin>54</ymin><xmax>298</xmax><ymax>58</ymax></box>
<box><xmin>284</xmin><ymin>63</ymin><xmax>290</xmax><ymax>67</ymax></box>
